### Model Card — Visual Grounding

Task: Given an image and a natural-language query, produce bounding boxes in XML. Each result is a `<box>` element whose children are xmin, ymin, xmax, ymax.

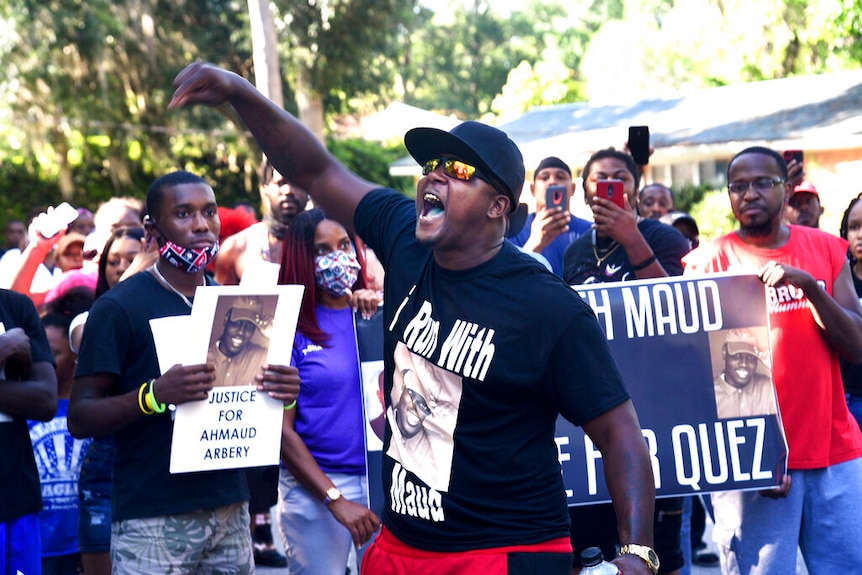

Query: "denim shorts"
<box><xmin>78</xmin><ymin>438</ymin><xmax>114</xmax><ymax>553</ymax></box>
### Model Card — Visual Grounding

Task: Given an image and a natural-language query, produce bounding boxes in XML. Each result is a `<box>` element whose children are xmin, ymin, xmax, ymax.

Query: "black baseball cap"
<box><xmin>404</xmin><ymin>121</ymin><xmax>525</xmax><ymax>213</ymax></box>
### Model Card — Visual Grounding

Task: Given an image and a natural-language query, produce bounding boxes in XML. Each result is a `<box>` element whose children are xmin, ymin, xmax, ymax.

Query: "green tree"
<box><xmin>398</xmin><ymin>1</ymin><xmax>539</xmax><ymax>118</ymax></box>
<box><xmin>0</xmin><ymin>0</ymin><xmax>260</xmax><ymax>215</ymax></box>
<box><xmin>833</xmin><ymin>0</ymin><xmax>862</xmax><ymax>64</ymax></box>
<box><xmin>271</xmin><ymin>0</ymin><xmax>419</xmax><ymax>140</ymax></box>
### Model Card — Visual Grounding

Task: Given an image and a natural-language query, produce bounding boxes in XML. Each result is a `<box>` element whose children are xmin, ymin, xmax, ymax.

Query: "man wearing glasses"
<box><xmin>169</xmin><ymin>62</ymin><xmax>658</xmax><ymax>575</ymax></box>
<box><xmin>684</xmin><ymin>146</ymin><xmax>862</xmax><ymax>574</ymax></box>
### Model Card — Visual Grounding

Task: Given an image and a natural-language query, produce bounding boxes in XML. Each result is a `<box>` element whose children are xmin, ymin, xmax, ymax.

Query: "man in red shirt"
<box><xmin>684</xmin><ymin>146</ymin><xmax>862</xmax><ymax>575</ymax></box>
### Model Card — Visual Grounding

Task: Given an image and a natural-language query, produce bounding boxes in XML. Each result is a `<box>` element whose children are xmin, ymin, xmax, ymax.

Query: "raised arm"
<box><xmin>169</xmin><ymin>63</ymin><xmax>376</xmax><ymax>233</ymax></box>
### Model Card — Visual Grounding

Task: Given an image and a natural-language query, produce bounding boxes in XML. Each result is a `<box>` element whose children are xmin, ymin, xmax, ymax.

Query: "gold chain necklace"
<box><xmin>151</xmin><ymin>261</ymin><xmax>202</xmax><ymax>309</ymax></box>
<box><xmin>591</xmin><ymin>229</ymin><xmax>621</xmax><ymax>267</ymax></box>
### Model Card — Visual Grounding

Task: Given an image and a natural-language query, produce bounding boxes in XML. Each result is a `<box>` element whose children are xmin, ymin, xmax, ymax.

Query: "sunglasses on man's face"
<box><xmin>422</xmin><ymin>158</ymin><xmax>485</xmax><ymax>182</ymax></box>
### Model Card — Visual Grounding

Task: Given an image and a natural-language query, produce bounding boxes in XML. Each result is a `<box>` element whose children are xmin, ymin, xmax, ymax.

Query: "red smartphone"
<box><xmin>783</xmin><ymin>149</ymin><xmax>803</xmax><ymax>165</ymax></box>
<box><xmin>596</xmin><ymin>179</ymin><xmax>626</xmax><ymax>208</ymax></box>
<box><xmin>628</xmin><ymin>126</ymin><xmax>650</xmax><ymax>165</ymax></box>
<box><xmin>545</xmin><ymin>185</ymin><xmax>567</xmax><ymax>210</ymax></box>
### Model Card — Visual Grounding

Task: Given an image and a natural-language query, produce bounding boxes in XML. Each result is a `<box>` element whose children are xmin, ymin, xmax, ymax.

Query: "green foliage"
<box><xmin>834</xmin><ymin>0</ymin><xmax>862</xmax><ymax>64</ymax></box>
<box><xmin>0</xmin><ymin>0</ymin><xmax>264</xmax><ymax>220</ymax></box>
<box><xmin>273</xmin><ymin>0</ymin><xmax>419</xmax><ymax>112</ymax></box>
<box><xmin>0</xmin><ymin>159</ymin><xmax>60</xmax><ymax>226</ymax></box>
<box><xmin>399</xmin><ymin>1</ymin><xmax>540</xmax><ymax>117</ymax></box>
<box><xmin>689</xmin><ymin>188</ymin><xmax>737</xmax><ymax>243</ymax></box>
<box><xmin>326</xmin><ymin>138</ymin><xmax>415</xmax><ymax>196</ymax></box>
<box><xmin>2</xmin><ymin>0</ymin><xmax>862</xmax><ymax>227</ymax></box>
<box><xmin>673</xmin><ymin>182</ymin><xmax>713</xmax><ymax>214</ymax></box>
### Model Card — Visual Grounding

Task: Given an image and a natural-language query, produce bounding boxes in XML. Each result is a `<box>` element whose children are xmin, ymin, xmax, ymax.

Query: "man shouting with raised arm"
<box><xmin>170</xmin><ymin>63</ymin><xmax>658</xmax><ymax>575</ymax></box>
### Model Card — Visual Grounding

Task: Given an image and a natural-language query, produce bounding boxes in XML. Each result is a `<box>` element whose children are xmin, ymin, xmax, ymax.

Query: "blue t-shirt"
<box><xmin>29</xmin><ymin>399</ymin><xmax>91</xmax><ymax>557</ymax></box>
<box><xmin>510</xmin><ymin>213</ymin><xmax>593</xmax><ymax>277</ymax></box>
<box><xmin>291</xmin><ymin>305</ymin><xmax>366</xmax><ymax>475</ymax></box>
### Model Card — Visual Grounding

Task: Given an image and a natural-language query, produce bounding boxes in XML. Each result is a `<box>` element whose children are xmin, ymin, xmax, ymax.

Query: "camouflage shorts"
<box><xmin>111</xmin><ymin>502</ymin><xmax>253</xmax><ymax>574</ymax></box>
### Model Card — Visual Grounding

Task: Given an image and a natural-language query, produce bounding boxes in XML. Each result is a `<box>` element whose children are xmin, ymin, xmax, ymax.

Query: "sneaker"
<box><xmin>692</xmin><ymin>549</ymin><xmax>720</xmax><ymax>566</ymax></box>
<box><xmin>254</xmin><ymin>547</ymin><xmax>288</xmax><ymax>568</ymax></box>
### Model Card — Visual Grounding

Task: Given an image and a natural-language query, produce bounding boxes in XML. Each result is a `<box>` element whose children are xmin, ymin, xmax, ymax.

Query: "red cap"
<box><xmin>793</xmin><ymin>180</ymin><xmax>819</xmax><ymax>197</ymax></box>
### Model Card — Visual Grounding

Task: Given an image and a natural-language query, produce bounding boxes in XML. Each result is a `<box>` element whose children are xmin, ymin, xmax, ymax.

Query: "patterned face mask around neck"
<box><xmin>314</xmin><ymin>250</ymin><xmax>361</xmax><ymax>296</ymax></box>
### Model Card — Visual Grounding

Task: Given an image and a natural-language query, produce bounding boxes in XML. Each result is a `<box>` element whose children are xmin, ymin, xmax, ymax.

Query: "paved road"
<box><xmin>255</xmin><ymin>510</ymin><xmax>719</xmax><ymax>575</ymax></box>
<box><xmin>256</xmin><ymin>511</ymin><xmax>808</xmax><ymax>574</ymax></box>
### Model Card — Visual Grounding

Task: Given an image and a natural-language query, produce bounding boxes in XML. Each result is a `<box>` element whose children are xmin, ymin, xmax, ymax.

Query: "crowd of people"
<box><xmin>2</xmin><ymin>59</ymin><xmax>862</xmax><ymax>575</ymax></box>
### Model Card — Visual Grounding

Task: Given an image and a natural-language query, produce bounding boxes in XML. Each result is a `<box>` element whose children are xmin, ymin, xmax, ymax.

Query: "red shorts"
<box><xmin>360</xmin><ymin>526</ymin><xmax>573</xmax><ymax>575</ymax></box>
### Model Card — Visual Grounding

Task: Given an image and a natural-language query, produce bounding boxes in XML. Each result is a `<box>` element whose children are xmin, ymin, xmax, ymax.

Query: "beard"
<box><xmin>739</xmin><ymin>220</ymin><xmax>774</xmax><ymax>238</ymax></box>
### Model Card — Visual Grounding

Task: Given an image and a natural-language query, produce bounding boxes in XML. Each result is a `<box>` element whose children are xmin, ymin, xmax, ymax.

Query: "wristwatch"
<box><xmin>619</xmin><ymin>543</ymin><xmax>660</xmax><ymax>575</ymax></box>
<box><xmin>323</xmin><ymin>486</ymin><xmax>342</xmax><ymax>505</ymax></box>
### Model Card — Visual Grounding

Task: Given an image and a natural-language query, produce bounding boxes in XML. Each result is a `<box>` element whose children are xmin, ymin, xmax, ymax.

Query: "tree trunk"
<box><xmin>247</xmin><ymin>0</ymin><xmax>284</xmax><ymax>108</ymax></box>
<box><xmin>295</xmin><ymin>64</ymin><xmax>325</xmax><ymax>144</ymax></box>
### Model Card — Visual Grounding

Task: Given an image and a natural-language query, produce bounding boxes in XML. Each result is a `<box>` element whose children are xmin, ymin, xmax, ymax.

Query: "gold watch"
<box><xmin>619</xmin><ymin>543</ymin><xmax>660</xmax><ymax>575</ymax></box>
<box><xmin>323</xmin><ymin>486</ymin><xmax>342</xmax><ymax>505</ymax></box>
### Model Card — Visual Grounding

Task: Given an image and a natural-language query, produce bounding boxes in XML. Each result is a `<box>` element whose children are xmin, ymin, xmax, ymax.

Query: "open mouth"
<box><xmin>734</xmin><ymin>369</ymin><xmax>750</xmax><ymax>380</ymax></box>
<box><xmin>421</xmin><ymin>192</ymin><xmax>445</xmax><ymax>220</ymax></box>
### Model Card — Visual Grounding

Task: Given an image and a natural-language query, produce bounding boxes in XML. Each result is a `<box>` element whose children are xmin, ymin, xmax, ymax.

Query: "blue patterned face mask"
<box><xmin>314</xmin><ymin>250</ymin><xmax>361</xmax><ymax>296</ymax></box>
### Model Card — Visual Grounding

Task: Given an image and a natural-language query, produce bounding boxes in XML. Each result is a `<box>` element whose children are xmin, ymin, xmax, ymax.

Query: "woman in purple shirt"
<box><xmin>277</xmin><ymin>209</ymin><xmax>381</xmax><ymax>575</ymax></box>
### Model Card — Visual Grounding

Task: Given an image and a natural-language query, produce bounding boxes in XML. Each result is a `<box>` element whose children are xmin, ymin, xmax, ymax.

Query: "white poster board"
<box><xmin>166</xmin><ymin>284</ymin><xmax>304</xmax><ymax>473</ymax></box>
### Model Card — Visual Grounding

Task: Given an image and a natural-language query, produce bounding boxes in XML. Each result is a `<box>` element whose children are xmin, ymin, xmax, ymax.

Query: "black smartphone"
<box><xmin>545</xmin><ymin>185</ymin><xmax>567</xmax><ymax>210</ymax></box>
<box><xmin>628</xmin><ymin>126</ymin><xmax>650</xmax><ymax>165</ymax></box>
<box><xmin>783</xmin><ymin>149</ymin><xmax>803</xmax><ymax>165</ymax></box>
<box><xmin>596</xmin><ymin>180</ymin><xmax>626</xmax><ymax>209</ymax></box>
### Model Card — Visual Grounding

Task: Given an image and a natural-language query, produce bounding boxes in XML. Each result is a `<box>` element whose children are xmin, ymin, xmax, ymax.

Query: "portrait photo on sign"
<box><xmin>708</xmin><ymin>326</ymin><xmax>779</xmax><ymax>419</ymax></box>
<box><xmin>206</xmin><ymin>294</ymin><xmax>278</xmax><ymax>387</ymax></box>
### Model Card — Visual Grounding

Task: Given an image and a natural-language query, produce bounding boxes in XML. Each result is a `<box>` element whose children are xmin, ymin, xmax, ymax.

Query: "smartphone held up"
<box><xmin>545</xmin><ymin>185</ymin><xmax>567</xmax><ymax>210</ymax></box>
<box><xmin>628</xmin><ymin>126</ymin><xmax>650</xmax><ymax>166</ymax></box>
<box><xmin>782</xmin><ymin>149</ymin><xmax>803</xmax><ymax>166</ymax></box>
<box><xmin>36</xmin><ymin>202</ymin><xmax>79</xmax><ymax>239</ymax></box>
<box><xmin>596</xmin><ymin>180</ymin><xmax>626</xmax><ymax>209</ymax></box>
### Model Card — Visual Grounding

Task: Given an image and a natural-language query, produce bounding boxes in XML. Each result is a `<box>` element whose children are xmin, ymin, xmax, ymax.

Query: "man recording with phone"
<box><xmin>562</xmin><ymin>147</ymin><xmax>690</xmax><ymax>574</ymax></box>
<box><xmin>509</xmin><ymin>157</ymin><xmax>591</xmax><ymax>277</ymax></box>
<box><xmin>563</xmin><ymin>148</ymin><xmax>689</xmax><ymax>285</ymax></box>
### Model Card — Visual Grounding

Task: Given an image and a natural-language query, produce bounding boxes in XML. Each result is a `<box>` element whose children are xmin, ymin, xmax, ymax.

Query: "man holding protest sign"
<box><xmin>170</xmin><ymin>62</ymin><xmax>658</xmax><ymax>575</ymax></box>
<box><xmin>684</xmin><ymin>146</ymin><xmax>862</xmax><ymax>575</ymax></box>
<box><xmin>69</xmin><ymin>171</ymin><xmax>300</xmax><ymax>572</ymax></box>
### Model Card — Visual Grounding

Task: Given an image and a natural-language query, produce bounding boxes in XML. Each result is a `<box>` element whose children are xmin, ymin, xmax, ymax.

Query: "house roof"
<box><xmin>506</xmin><ymin>69</ymin><xmax>862</xmax><ymax>168</ymax></box>
<box><xmin>390</xmin><ymin>70</ymin><xmax>862</xmax><ymax>175</ymax></box>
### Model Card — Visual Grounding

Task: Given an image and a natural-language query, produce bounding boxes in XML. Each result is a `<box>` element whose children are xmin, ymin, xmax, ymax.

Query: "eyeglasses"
<box><xmin>423</xmin><ymin>158</ymin><xmax>484</xmax><ymax>182</ymax></box>
<box><xmin>728</xmin><ymin>177</ymin><xmax>785</xmax><ymax>194</ymax></box>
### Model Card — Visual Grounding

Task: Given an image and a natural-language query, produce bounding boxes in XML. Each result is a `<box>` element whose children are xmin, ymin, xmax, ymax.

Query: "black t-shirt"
<box><xmin>0</xmin><ymin>289</ymin><xmax>55</xmax><ymax>522</ymax></box>
<box><xmin>562</xmin><ymin>219</ymin><xmax>690</xmax><ymax>285</ymax></box>
<box><xmin>841</xmin><ymin>269</ymin><xmax>862</xmax><ymax>396</ymax></box>
<box><xmin>75</xmin><ymin>272</ymin><xmax>248</xmax><ymax>521</ymax></box>
<box><xmin>355</xmin><ymin>189</ymin><xmax>630</xmax><ymax>552</ymax></box>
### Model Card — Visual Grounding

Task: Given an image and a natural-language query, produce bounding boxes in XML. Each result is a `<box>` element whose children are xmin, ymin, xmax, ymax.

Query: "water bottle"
<box><xmin>579</xmin><ymin>546</ymin><xmax>620</xmax><ymax>574</ymax></box>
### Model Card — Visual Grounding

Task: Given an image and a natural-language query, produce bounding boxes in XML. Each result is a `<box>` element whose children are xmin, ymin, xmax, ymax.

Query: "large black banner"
<box><xmin>563</xmin><ymin>273</ymin><xmax>787</xmax><ymax>505</ymax></box>
<box><xmin>358</xmin><ymin>273</ymin><xmax>787</xmax><ymax>512</ymax></box>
